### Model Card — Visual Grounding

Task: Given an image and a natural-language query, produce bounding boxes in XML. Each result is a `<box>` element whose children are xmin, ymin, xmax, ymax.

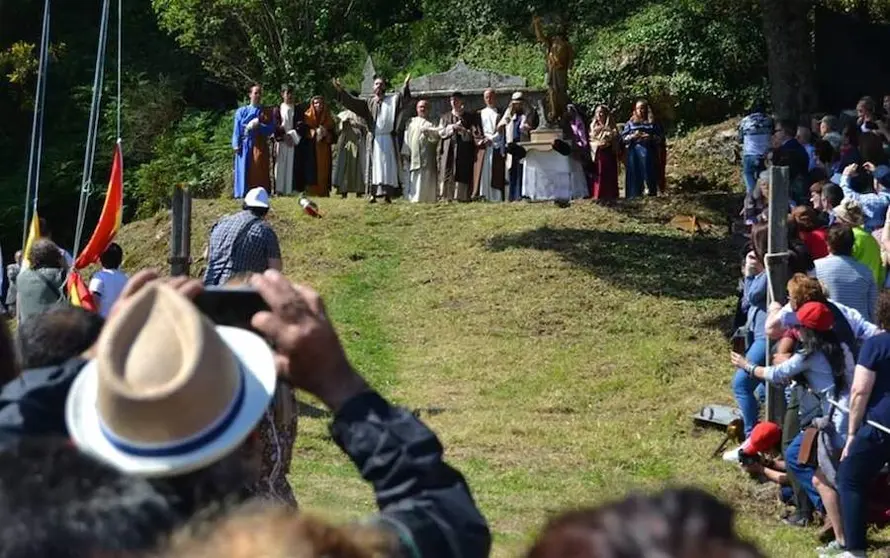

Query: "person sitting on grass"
<box><xmin>732</xmin><ymin>301</ymin><xmax>854</xmax><ymax>555</ymax></box>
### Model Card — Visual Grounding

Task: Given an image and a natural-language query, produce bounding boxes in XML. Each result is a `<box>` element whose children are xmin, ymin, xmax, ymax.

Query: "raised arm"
<box><xmin>332</xmin><ymin>79</ymin><xmax>372</xmax><ymax>121</ymax></box>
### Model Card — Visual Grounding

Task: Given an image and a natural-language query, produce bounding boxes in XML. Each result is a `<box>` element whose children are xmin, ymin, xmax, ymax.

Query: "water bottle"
<box><xmin>299</xmin><ymin>196</ymin><xmax>321</xmax><ymax>218</ymax></box>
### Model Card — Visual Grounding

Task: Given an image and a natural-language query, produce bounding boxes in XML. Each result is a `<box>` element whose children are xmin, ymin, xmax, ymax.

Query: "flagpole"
<box><xmin>22</xmin><ymin>0</ymin><xmax>50</xmax><ymax>250</ymax></box>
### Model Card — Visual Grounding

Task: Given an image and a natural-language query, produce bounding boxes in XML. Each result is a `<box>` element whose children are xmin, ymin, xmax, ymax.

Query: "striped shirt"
<box><xmin>815</xmin><ymin>255</ymin><xmax>878</xmax><ymax>322</ymax></box>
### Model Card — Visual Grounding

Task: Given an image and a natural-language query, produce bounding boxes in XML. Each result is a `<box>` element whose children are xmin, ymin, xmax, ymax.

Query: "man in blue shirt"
<box><xmin>839</xmin><ymin>163</ymin><xmax>890</xmax><ymax>232</ymax></box>
<box><xmin>772</xmin><ymin>118</ymin><xmax>811</xmax><ymax>206</ymax></box>
<box><xmin>815</xmin><ymin>225</ymin><xmax>878</xmax><ymax>322</ymax></box>
<box><xmin>738</xmin><ymin>102</ymin><xmax>773</xmax><ymax>224</ymax></box>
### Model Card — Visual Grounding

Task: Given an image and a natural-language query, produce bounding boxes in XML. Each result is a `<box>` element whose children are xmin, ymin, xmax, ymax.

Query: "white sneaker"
<box><xmin>722</xmin><ymin>445</ymin><xmax>743</xmax><ymax>462</ymax></box>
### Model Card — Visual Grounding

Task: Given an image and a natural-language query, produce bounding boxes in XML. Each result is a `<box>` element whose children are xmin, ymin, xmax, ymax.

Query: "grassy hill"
<box><xmin>118</xmin><ymin>194</ymin><xmax>832</xmax><ymax>557</ymax></box>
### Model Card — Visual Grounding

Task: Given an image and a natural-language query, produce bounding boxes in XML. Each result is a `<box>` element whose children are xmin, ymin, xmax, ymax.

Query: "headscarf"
<box><xmin>304</xmin><ymin>96</ymin><xmax>335</xmax><ymax>133</ymax></box>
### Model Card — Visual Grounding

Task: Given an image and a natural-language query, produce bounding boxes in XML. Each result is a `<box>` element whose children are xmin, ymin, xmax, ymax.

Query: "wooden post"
<box><xmin>181</xmin><ymin>186</ymin><xmax>192</xmax><ymax>277</ymax></box>
<box><xmin>765</xmin><ymin>166</ymin><xmax>790</xmax><ymax>425</ymax></box>
<box><xmin>169</xmin><ymin>184</ymin><xmax>190</xmax><ymax>277</ymax></box>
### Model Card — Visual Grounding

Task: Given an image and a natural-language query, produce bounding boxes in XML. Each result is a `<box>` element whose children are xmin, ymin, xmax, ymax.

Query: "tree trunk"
<box><xmin>760</xmin><ymin>0</ymin><xmax>817</xmax><ymax>121</ymax></box>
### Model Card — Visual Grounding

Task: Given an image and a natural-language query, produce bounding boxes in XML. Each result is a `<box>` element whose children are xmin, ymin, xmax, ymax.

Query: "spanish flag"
<box><xmin>21</xmin><ymin>210</ymin><xmax>41</xmax><ymax>269</ymax></box>
<box><xmin>75</xmin><ymin>140</ymin><xmax>123</xmax><ymax>269</ymax></box>
<box><xmin>66</xmin><ymin>269</ymin><xmax>97</xmax><ymax>312</ymax></box>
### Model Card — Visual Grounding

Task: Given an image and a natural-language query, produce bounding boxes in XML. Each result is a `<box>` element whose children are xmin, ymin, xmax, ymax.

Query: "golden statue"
<box><xmin>533</xmin><ymin>16</ymin><xmax>574</xmax><ymax>127</ymax></box>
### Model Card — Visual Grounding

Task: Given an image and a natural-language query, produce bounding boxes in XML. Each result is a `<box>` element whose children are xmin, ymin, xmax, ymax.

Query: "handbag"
<box><xmin>798</xmin><ymin>426</ymin><xmax>820</xmax><ymax>466</ymax></box>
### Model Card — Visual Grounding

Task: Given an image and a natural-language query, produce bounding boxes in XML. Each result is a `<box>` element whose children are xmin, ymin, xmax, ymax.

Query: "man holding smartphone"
<box><xmin>204</xmin><ymin>187</ymin><xmax>282</xmax><ymax>286</ymax></box>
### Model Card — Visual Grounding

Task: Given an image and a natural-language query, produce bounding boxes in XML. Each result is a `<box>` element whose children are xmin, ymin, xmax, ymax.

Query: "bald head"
<box><xmin>416</xmin><ymin>100</ymin><xmax>429</xmax><ymax>118</ymax></box>
<box><xmin>483</xmin><ymin>88</ymin><xmax>496</xmax><ymax>108</ymax></box>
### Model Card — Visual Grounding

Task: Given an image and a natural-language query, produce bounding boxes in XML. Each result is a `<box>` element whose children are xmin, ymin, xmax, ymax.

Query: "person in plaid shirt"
<box><xmin>203</xmin><ymin>187</ymin><xmax>282</xmax><ymax>286</ymax></box>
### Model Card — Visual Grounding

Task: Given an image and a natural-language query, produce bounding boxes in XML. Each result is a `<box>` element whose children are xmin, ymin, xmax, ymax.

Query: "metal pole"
<box><xmin>765</xmin><ymin>165</ymin><xmax>790</xmax><ymax>424</ymax></box>
<box><xmin>169</xmin><ymin>185</ymin><xmax>185</xmax><ymax>276</ymax></box>
<box><xmin>22</xmin><ymin>0</ymin><xmax>50</xmax><ymax>249</ymax></box>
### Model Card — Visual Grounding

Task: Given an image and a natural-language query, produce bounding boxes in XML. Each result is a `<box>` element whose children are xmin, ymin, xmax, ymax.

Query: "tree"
<box><xmin>760</xmin><ymin>0</ymin><xmax>817</xmax><ymax>120</ymax></box>
<box><xmin>152</xmin><ymin>0</ymin><xmax>421</xmax><ymax>97</ymax></box>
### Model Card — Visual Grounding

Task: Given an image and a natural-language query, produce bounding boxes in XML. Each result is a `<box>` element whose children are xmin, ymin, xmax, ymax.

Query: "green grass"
<box><xmin>117</xmin><ymin>194</ymin><xmax>874</xmax><ymax>557</ymax></box>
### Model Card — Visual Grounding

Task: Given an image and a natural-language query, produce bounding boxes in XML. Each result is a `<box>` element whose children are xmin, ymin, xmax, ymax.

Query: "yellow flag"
<box><xmin>22</xmin><ymin>211</ymin><xmax>41</xmax><ymax>268</ymax></box>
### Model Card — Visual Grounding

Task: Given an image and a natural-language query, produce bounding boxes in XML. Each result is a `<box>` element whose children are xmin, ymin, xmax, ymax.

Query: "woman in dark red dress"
<box><xmin>589</xmin><ymin>104</ymin><xmax>619</xmax><ymax>200</ymax></box>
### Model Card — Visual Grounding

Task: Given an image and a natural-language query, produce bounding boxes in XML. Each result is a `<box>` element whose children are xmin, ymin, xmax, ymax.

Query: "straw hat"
<box><xmin>65</xmin><ymin>284</ymin><xmax>276</xmax><ymax>478</ymax></box>
<box><xmin>834</xmin><ymin>198</ymin><xmax>864</xmax><ymax>227</ymax></box>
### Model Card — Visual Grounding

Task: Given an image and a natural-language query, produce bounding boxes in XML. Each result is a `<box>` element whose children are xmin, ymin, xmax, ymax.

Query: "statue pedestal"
<box><xmin>521</xmin><ymin>128</ymin><xmax>565</xmax><ymax>153</ymax></box>
<box><xmin>518</xmin><ymin>127</ymin><xmax>585</xmax><ymax>201</ymax></box>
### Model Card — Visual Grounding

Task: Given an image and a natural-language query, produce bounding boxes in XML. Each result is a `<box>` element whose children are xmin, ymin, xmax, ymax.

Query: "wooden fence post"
<box><xmin>766</xmin><ymin>166</ymin><xmax>790</xmax><ymax>425</ymax></box>
<box><xmin>169</xmin><ymin>184</ymin><xmax>191</xmax><ymax>277</ymax></box>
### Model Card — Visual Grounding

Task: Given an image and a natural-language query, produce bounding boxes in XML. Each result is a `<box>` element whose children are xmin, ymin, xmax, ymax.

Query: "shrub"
<box><xmin>133</xmin><ymin>110</ymin><xmax>232</xmax><ymax>217</ymax></box>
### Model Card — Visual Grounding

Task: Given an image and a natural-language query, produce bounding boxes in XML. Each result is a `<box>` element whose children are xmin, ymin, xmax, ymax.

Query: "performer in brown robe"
<box><xmin>302</xmin><ymin>96</ymin><xmax>336</xmax><ymax>197</ymax></box>
<box><xmin>438</xmin><ymin>91</ymin><xmax>477</xmax><ymax>202</ymax></box>
<box><xmin>247</xmin><ymin>106</ymin><xmax>274</xmax><ymax>193</ymax></box>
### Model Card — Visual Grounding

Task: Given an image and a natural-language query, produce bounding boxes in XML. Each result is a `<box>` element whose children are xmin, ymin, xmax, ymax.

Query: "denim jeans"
<box><xmin>732</xmin><ymin>337</ymin><xmax>767</xmax><ymax>437</ymax></box>
<box><xmin>742</xmin><ymin>154</ymin><xmax>763</xmax><ymax>195</ymax></box>
<box><xmin>838</xmin><ymin>424</ymin><xmax>890</xmax><ymax>552</ymax></box>
<box><xmin>508</xmin><ymin>162</ymin><xmax>523</xmax><ymax>201</ymax></box>
<box><xmin>742</xmin><ymin>155</ymin><xmax>764</xmax><ymax>223</ymax></box>
<box><xmin>785</xmin><ymin>430</ymin><xmax>823</xmax><ymax>511</ymax></box>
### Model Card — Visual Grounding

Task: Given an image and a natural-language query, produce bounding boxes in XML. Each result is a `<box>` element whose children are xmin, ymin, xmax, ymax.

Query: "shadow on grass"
<box><xmin>486</xmin><ymin>226</ymin><xmax>737</xmax><ymax>301</ymax></box>
<box><xmin>605</xmin><ymin>193</ymin><xmax>745</xmax><ymax>234</ymax></box>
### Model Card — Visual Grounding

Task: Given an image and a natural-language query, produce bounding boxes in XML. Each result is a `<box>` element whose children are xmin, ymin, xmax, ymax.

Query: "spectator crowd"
<box><xmin>728</xmin><ymin>95</ymin><xmax>890</xmax><ymax>557</ymax></box>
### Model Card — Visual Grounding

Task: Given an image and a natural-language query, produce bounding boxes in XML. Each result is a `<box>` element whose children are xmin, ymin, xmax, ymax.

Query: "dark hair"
<box><xmin>823</xmin><ymin>183</ymin><xmax>845</xmax><ymax>208</ymax></box>
<box><xmin>150</xmin><ymin>445</ymin><xmax>256</xmax><ymax>522</ymax></box>
<box><xmin>242</xmin><ymin>204</ymin><xmax>269</xmax><ymax>219</ymax></box>
<box><xmin>778</xmin><ymin>118</ymin><xmax>797</xmax><ymax>137</ymax></box>
<box><xmin>827</xmin><ymin>224</ymin><xmax>855</xmax><ymax>256</ymax></box>
<box><xmin>16</xmin><ymin>306</ymin><xmax>104</xmax><ymax>369</ymax></box>
<box><xmin>860</xmin><ymin>131</ymin><xmax>888</xmax><ymax>165</ymax></box>
<box><xmin>843</xmin><ymin>122</ymin><xmax>860</xmax><ymax>147</ymax></box>
<box><xmin>0</xmin><ymin>320</ymin><xmax>19</xmax><ymax>387</ymax></box>
<box><xmin>849</xmin><ymin>169</ymin><xmax>875</xmax><ymax>194</ymax></box>
<box><xmin>281</xmin><ymin>84</ymin><xmax>293</xmax><ymax>94</ymax></box>
<box><xmin>813</xmin><ymin>140</ymin><xmax>834</xmax><ymax>166</ymax></box>
<box><xmin>526</xmin><ymin>488</ymin><xmax>764</xmax><ymax>558</ymax></box>
<box><xmin>798</xmin><ymin>327</ymin><xmax>847</xmax><ymax>398</ymax></box>
<box><xmin>0</xmin><ymin>438</ymin><xmax>179</xmax><ymax>556</ymax></box>
<box><xmin>28</xmin><ymin>239</ymin><xmax>64</xmax><ymax>270</ymax></box>
<box><xmin>790</xmin><ymin>206</ymin><xmax>821</xmax><ymax>233</ymax></box>
<box><xmin>749</xmin><ymin>99</ymin><xmax>766</xmax><ymax>115</ymax></box>
<box><xmin>751</xmin><ymin>223</ymin><xmax>769</xmax><ymax>264</ymax></box>
<box><xmin>875</xmin><ymin>290</ymin><xmax>890</xmax><ymax>330</ymax></box>
<box><xmin>451</xmin><ymin>91</ymin><xmax>465</xmax><ymax>100</ymax></box>
<box><xmin>372</xmin><ymin>75</ymin><xmax>388</xmax><ymax>88</ymax></box>
<box><xmin>99</xmin><ymin>242</ymin><xmax>123</xmax><ymax>269</ymax></box>
<box><xmin>249</xmin><ymin>83</ymin><xmax>261</xmax><ymax>93</ymax></box>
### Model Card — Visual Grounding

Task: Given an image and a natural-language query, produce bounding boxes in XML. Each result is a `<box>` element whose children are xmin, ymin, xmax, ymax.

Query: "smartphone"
<box><xmin>193</xmin><ymin>287</ymin><xmax>270</xmax><ymax>333</ymax></box>
<box><xmin>731</xmin><ymin>334</ymin><xmax>747</xmax><ymax>354</ymax></box>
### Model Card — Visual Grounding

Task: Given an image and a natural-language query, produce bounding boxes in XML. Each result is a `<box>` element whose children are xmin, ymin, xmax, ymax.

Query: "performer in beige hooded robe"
<box><xmin>402</xmin><ymin>100</ymin><xmax>441</xmax><ymax>203</ymax></box>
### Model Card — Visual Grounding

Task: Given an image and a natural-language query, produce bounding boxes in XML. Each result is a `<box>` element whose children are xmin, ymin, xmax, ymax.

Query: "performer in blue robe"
<box><xmin>620</xmin><ymin>99</ymin><xmax>663</xmax><ymax>199</ymax></box>
<box><xmin>232</xmin><ymin>85</ymin><xmax>276</xmax><ymax>198</ymax></box>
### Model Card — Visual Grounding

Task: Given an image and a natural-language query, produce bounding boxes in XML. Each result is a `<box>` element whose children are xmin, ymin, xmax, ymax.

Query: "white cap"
<box><xmin>511</xmin><ymin>92</ymin><xmax>524</xmax><ymax>102</ymax></box>
<box><xmin>244</xmin><ymin>187</ymin><xmax>270</xmax><ymax>209</ymax></box>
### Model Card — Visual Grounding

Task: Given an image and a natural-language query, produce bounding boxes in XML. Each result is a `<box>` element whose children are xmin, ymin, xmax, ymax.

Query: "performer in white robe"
<box><xmin>476</xmin><ymin>89</ymin><xmax>505</xmax><ymax>202</ymax></box>
<box><xmin>333</xmin><ymin>74</ymin><xmax>413</xmax><ymax>203</ymax></box>
<box><xmin>274</xmin><ymin>86</ymin><xmax>301</xmax><ymax>195</ymax></box>
<box><xmin>402</xmin><ymin>100</ymin><xmax>440</xmax><ymax>203</ymax></box>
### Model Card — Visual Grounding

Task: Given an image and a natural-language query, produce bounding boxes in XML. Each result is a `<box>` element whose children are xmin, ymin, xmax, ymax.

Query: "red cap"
<box><xmin>796</xmin><ymin>301</ymin><xmax>835</xmax><ymax>332</ymax></box>
<box><xmin>741</xmin><ymin>422</ymin><xmax>782</xmax><ymax>456</ymax></box>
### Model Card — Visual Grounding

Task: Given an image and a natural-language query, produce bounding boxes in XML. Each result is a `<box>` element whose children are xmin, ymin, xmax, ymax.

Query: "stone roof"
<box><xmin>361</xmin><ymin>57</ymin><xmax>535</xmax><ymax>97</ymax></box>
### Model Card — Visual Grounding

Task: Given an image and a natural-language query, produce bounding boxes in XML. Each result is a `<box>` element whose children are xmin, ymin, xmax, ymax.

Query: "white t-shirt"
<box><xmin>89</xmin><ymin>268</ymin><xmax>128</xmax><ymax>318</ymax></box>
